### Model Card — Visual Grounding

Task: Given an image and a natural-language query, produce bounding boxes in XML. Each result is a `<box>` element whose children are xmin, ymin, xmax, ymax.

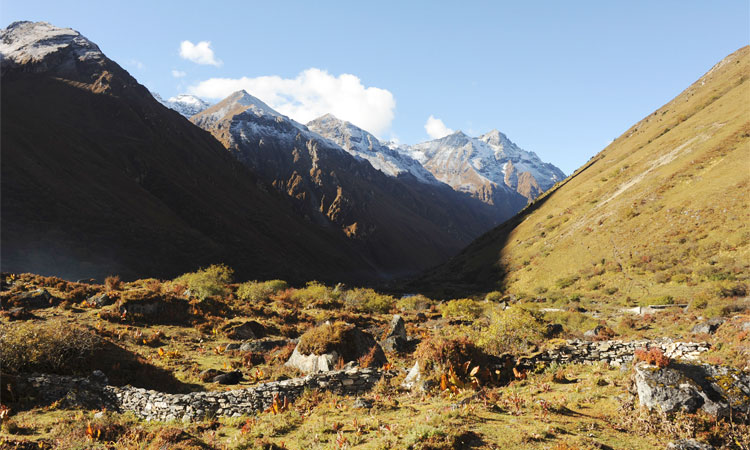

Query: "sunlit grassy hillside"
<box><xmin>417</xmin><ymin>46</ymin><xmax>750</xmax><ymax>308</ymax></box>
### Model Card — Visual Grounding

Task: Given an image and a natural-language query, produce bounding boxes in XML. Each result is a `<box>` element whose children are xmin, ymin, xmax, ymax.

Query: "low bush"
<box><xmin>0</xmin><ymin>319</ymin><xmax>101</xmax><ymax>374</ymax></box>
<box><xmin>634</xmin><ymin>347</ymin><xmax>670</xmax><ymax>368</ymax></box>
<box><xmin>396</xmin><ymin>294</ymin><xmax>434</xmax><ymax>311</ymax></box>
<box><xmin>291</xmin><ymin>281</ymin><xmax>340</xmax><ymax>309</ymax></box>
<box><xmin>477</xmin><ymin>307</ymin><xmax>547</xmax><ymax>355</ymax></box>
<box><xmin>297</xmin><ymin>321</ymin><xmax>353</xmax><ymax>356</ymax></box>
<box><xmin>414</xmin><ymin>336</ymin><xmax>491</xmax><ymax>381</ymax></box>
<box><xmin>555</xmin><ymin>276</ymin><xmax>579</xmax><ymax>289</ymax></box>
<box><xmin>484</xmin><ymin>291</ymin><xmax>504</xmax><ymax>302</ymax></box>
<box><xmin>639</xmin><ymin>295</ymin><xmax>674</xmax><ymax>306</ymax></box>
<box><xmin>172</xmin><ymin>264</ymin><xmax>233</xmax><ymax>300</ymax></box>
<box><xmin>440</xmin><ymin>298</ymin><xmax>485</xmax><ymax>320</ymax></box>
<box><xmin>236</xmin><ymin>280</ymin><xmax>288</xmax><ymax>302</ymax></box>
<box><xmin>341</xmin><ymin>288</ymin><xmax>395</xmax><ymax>313</ymax></box>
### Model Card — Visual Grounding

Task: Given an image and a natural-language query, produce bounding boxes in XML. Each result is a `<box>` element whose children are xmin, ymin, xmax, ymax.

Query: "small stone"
<box><xmin>352</xmin><ymin>398</ymin><xmax>373</xmax><ymax>409</ymax></box>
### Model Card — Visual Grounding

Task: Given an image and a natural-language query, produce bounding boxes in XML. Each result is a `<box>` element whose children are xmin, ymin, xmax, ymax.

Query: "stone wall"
<box><xmin>518</xmin><ymin>338</ymin><xmax>709</xmax><ymax>369</ymax></box>
<box><xmin>19</xmin><ymin>367</ymin><xmax>384</xmax><ymax>422</ymax></box>
<box><xmin>16</xmin><ymin>339</ymin><xmax>711</xmax><ymax>422</ymax></box>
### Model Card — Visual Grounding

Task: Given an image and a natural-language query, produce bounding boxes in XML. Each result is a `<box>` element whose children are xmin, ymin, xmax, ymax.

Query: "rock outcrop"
<box><xmin>633</xmin><ymin>361</ymin><xmax>750</xmax><ymax>418</ymax></box>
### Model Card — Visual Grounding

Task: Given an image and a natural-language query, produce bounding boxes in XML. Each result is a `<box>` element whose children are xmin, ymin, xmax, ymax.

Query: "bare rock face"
<box><xmin>381</xmin><ymin>315</ymin><xmax>408</xmax><ymax>353</ymax></box>
<box><xmin>633</xmin><ymin>361</ymin><xmax>750</xmax><ymax>418</ymax></box>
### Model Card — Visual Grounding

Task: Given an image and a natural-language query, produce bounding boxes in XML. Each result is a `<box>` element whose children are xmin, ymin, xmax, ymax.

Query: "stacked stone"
<box><xmin>19</xmin><ymin>367</ymin><xmax>383</xmax><ymax>422</ymax></box>
<box><xmin>525</xmin><ymin>339</ymin><xmax>709</xmax><ymax>368</ymax></box>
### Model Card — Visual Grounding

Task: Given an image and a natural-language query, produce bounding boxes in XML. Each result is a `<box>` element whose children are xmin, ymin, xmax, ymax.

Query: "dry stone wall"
<box><xmin>17</xmin><ymin>339</ymin><xmax>711</xmax><ymax>422</ymax></box>
<box><xmin>518</xmin><ymin>338</ymin><xmax>709</xmax><ymax>369</ymax></box>
<box><xmin>19</xmin><ymin>367</ymin><xmax>383</xmax><ymax>422</ymax></box>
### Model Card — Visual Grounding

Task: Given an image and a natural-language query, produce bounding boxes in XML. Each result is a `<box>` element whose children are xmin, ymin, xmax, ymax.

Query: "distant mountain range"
<box><xmin>156</xmin><ymin>93</ymin><xmax>565</xmax><ymax>208</ymax></box>
<box><xmin>0</xmin><ymin>19</ymin><xmax>568</xmax><ymax>282</ymax></box>
<box><xmin>190</xmin><ymin>91</ymin><xmax>503</xmax><ymax>274</ymax></box>
<box><xmin>0</xmin><ymin>21</ymin><xmax>376</xmax><ymax>282</ymax></box>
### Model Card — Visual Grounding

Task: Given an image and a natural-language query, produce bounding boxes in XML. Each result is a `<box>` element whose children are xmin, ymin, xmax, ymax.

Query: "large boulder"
<box><xmin>224</xmin><ymin>320</ymin><xmax>265</xmax><ymax>340</ymax></box>
<box><xmin>11</xmin><ymin>289</ymin><xmax>55</xmax><ymax>308</ymax></box>
<box><xmin>286</xmin><ymin>348</ymin><xmax>341</xmax><ymax>373</ymax></box>
<box><xmin>633</xmin><ymin>361</ymin><xmax>750</xmax><ymax>418</ymax></box>
<box><xmin>286</xmin><ymin>322</ymin><xmax>387</xmax><ymax>374</ymax></box>
<box><xmin>381</xmin><ymin>315</ymin><xmax>408</xmax><ymax>353</ymax></box>
<box><xmin>87</xmin><ymin>292</ymin><xmax>116</xmax><ymax>307</ymax></box>
<box><xmin>691</xmin><ymin>318</ymin><xmax>724</xmax><ymax>335</ymax></box>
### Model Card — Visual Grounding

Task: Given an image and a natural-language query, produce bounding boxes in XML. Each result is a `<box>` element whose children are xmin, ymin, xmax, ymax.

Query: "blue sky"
<box><xmin>2</xmin><ymin>1</ymin><xmax>748</xmax><ymax>174</ymax></box>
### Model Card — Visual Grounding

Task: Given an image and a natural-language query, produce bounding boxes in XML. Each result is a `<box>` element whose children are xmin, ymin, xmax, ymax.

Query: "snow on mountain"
<box><xmin>193</xmin><ymin>90</ymin><xmax>349</xmax><ymax>157</ymax></box>
<box><xmin>307</xmin><ymin>114</ymin><xmax>439</xmax><ymax>184</ymax></box>
<box><xmin>395</xmin><ymin>130</ymin><xmax>565</xmax><ymax>201</ymax></box>
<box><xmin>478</xmin><ymin>129</ymin><xmax>565</xmax><ymax>191</ymax></box>
<box><xmin>152</xmin><ymin>92</ymin><xmax>211</xmax><ymax>118</ymax></box>
<box><xmin>0</xmin><ymin>21</ymin><xmax>103</xmax><ymax>69</ymax></box>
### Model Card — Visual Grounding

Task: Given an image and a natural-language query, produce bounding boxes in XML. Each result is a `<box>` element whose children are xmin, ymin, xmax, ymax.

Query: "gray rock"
<box><xmin>633</xmin><ymin>361</ymin><xmax>750</xmax><ymax>417</ymax></box>
<box><xmin>352</xmin><ymin>397</ymin><xmax>373</xmax><ymax>409</ymax></box>
<box><xmin>381</xmin><ymin>315</ymin><xmax>408</xmax><ymax>352</ymax></box>
<box><xmin>240</xmin><ymin>338</ymin><xmax>290</xmax><ymax>353</ymax></box>
<box><xmin>16</xmin><ymin>289</ymin><xmax>53</xmax><ymax>308</ymax></box>
<box><xmin>386</xmin><ymin>315</ymin><xmax>406</xmax><ymax>340</ymax></box>
<box><xmin>225</xmin><ymin>343</ymin><xmax>241</xmax><ymax>351</ymax></box>
<box><xmin>225</xmin><ymin>321</ymin><xmax>265</xmax><ymax>340</ymax></box>
<box><xmin>691</xmin><ymin>318</ymin><xmax>724</xmax><ymax>335</ymax></box>
<box><xmin>666</xmin><ymin>439</ymin><xmax>714</xmax><ymax>450</ymax></box>
<box><xmin>285</xmin><ymin>348</ymin><xmax>340</xmax><ymax>373</ymax></box>
<box><xmin>213</xmin><ymin>371</ymin><xmax>243</xmax><ymax>385</ymax></box>
<box><xmin>402</xmin><ymin>361</ymin><xmax>425</xmax><ymax>391</ymax></box>
<box><xmin>88</xmin><ymin>292</ymin><xmax>115</xmax><ymax>307</ymax></box>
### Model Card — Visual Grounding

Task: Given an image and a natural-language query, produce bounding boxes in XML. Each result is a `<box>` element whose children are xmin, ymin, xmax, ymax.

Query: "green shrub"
<box><xmin>397</xmin><ymin>294</ymin><xmax>434</xmax><ymax>311</ymax></box>
<box><xmin>341</xmin><ymin>288</ymin><xmax>395</xmax><ymax>313</ymax></box>
<box><xmin>297</xmin><ymin>321</ymin><xmax>352</xmax><ymax>355</ymax></box>
<box><xmin>172</xmin><ymin>264</ymin><xmax>233</xmax><ymax>300</ymax></box>
<box><xmin>291</xmin><ymin>281</ymin><xmax>339</xmax><ymax>309</ymax></box>
<box><xmin>440</xmin><ymin>298</ymin><xmax>485</xmax><ymax>320</ymax></box>
<box><xmin>544</xmin><ymin>310</ymin><xmax>599</xmax><ymax>333</ymax></box>
<box><xmin>484</xmin><ymin>291</ymin><xmax>504</xmax><ymax>302</ymax></box>
<box><xmin>477</xmin><ymin>307</ymin><xmax>547</xmax><ymax>355</ymax></box>
<box><xmin>555</xmin><ymin>276</ymin><xmax>579</xmax><ymax>289</ymax></box>
<box><xmin>236</xmin><ymin>279</ymin><xmax>288</xmax><ymax>302</ymax></box>
<box><xmin>0</xmin><ymin>320</ymin><xmax>101</xmax><ymax>374</ymax></box>
<box><xmin>639</xmin><ymin>295</ymin><xmax>674</xmax><ymax>306</ymax></box>
<box><xmin>604</xmin><ymin>287</ymin><xmax>619</xmax><ymax>295</ymax></box>
<box><xmin>413</xmin><ymin>336</ymin><xmax>490</xmax><ymax>380</ymax></box>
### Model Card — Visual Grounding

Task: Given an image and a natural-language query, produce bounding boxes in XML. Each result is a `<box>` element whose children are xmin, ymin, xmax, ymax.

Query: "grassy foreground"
<box><xmin>0</xmin><ymin>268</ymin><xmax>748</xmax><ymax>449</ymax></box>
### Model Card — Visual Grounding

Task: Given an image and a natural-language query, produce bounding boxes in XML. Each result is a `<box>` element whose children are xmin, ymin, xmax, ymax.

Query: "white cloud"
<box><xmin>188</xmin><ymin>68</ymin><xmax>396</xmax><ymax>135</ymax></box>
<box><xmin>172</xmin><ymin>70</ymin><xmax>187</xmax><ymax>78</ymax></box>
<box><xmin>179</xmin><ymin>40</ymin><xmax>221</xmax><ymax>66</ymax></box>
<box><xmin>424</xmin><ymin>115</ymin><xmax>454</xmax><ymax>139</ymax></box>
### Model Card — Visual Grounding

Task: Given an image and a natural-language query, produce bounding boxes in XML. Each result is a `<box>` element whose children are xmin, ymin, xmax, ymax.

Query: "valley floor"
<box><xmin>0</xmin><ymin>270</ymin><xmax>748</xmax><ymax>449</ymax></box>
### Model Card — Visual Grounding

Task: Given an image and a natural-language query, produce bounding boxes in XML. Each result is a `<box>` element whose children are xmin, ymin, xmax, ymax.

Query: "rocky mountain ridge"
<box><xmin>0</xmin><ymin>21</ymin><xmax>376</xmax><ymax>282</ymax></box>
<box><xmin>191</xmin><ymin>90</ymin><xmax>507</xmax><ymax>275</ymax></box>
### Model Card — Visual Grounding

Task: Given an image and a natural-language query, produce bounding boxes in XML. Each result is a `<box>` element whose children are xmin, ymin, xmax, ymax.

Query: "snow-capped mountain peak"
<box><xmin>225</xmin><ymin>90</ymin><xmax>284</xmax><ymax>119</ymax></box>
<box><xmin>307</xmin><ymin>114</ymin><xmax>439</xmax><ymax>184</ymax></box>
<box><xmin>395</xmin><ymin>129</ymin><xmax>565</xmax><ymax>202</ymax></box>
<box><xmin>0</xmin><ymin>21</ymin><xmax>103</xmax><ymax>69</ymax></box>
<box><xmin>154</xmin><ymin>93</ymin><xmax>211</xmax><ymax>118</ymax></box>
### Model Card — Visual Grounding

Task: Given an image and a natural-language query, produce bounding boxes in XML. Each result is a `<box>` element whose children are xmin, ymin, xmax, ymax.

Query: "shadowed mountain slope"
<box><xmin>0</xmin><ymin>21</ymin><xmax>377</xmax><ymax>282</ymax></box>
